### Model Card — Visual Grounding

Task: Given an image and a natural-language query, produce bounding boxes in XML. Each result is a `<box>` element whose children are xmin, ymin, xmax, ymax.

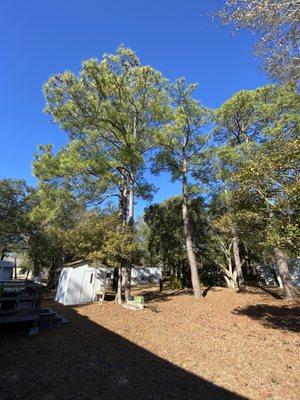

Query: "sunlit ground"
<box><xmin>1</xmin><ymin>285</ymin><xmax>299</xmax><ymax>400</ymax></box>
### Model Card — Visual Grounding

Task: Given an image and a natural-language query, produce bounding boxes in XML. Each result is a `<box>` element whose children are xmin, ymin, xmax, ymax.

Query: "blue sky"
<box><xmin>0</xmin><ymin>0</ymin><xmax>268</xmax><ymax>215</ymax></box>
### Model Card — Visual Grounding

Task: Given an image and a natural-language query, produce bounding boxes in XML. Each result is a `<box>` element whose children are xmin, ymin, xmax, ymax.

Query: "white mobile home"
<box><xmin>55</xmin><ymin>260</ymin><xmax>162</xmax><ymax>306</ymax></box>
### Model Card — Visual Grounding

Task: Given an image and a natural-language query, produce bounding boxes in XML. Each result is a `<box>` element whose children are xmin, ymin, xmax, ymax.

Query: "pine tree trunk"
<box><xmin>124</xmin><ymin>115</ymin><xmax>138</xmax><ymax>301</ymax></box>
<box><xmin>127</xmin><ymin>178</ymin><xmax>134</xmax><ymax>227</ymax></box>
<box><xmin>14</xmin><ymin>257</ymin><xmax>18</xmax><ymax>279</ymax></box>
<box><xmin>124</xmin><ymin>176</ymin><xmax>134</xmax><ymax>301</ymax></box>
<box><xmin>182</xmin><ymin>163</ymin><xmax>202</xmax><ymax>298</ymax></box>
<box><xmin>47</xmin><ymin>259</ymin><xmax>57</xmax><ymax>287</ymax></box>
<box><xmin>232</xmin><ymin>237</ymin><xmax>246</xmax><ymax>292</ymax></box>
<box><xmin>33</xmin><ymin>257</ymin><xmax>40</xmax><ymax>277</ymax></box>
<box><xmin>115</xmin><ymin>267</ymin><xmax>123</xmax><ymax>305</ymax></box>
<box><xmin>274</xmin><ymin>248</ymin><xmax>298</xmax><ymax>300</ymax></box>
<box><xmin>123</xmin><ymin>267</ymin><xmax>132</xmax><ymax>301</ymax></box>
<box><xmin>0</xmin><ymin>247</ymin><xmax>6</xmax><ymax>260</ymax></box>
<box><xmin>228</xmin><ymin>255</ymin><xmax>237</xmax><ymax>288</ymax></box>
<box><xmin>117</xmin><ymin>182</ymin><xmax>130</xmax><ymax>303</ymax></box>
<box><xmin>118</xmin><ymin>184</ymin><xmax>128</xmax><ymax>223</ymax></box>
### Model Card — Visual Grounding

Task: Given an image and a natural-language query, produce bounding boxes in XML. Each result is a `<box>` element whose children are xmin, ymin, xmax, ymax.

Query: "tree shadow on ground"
<box><xmin>141</xmin><ymin>288</ymin><xmax>190</xmax><ymax>303</ymax></box>
<box><xmin>0</xmin><ymin>301</ymin><xmax>247</xmax><ymax>400</ymax></box>
<box><xmin>256</xmin><ymin>285</ymin><xmax>284</xmax><ymax>299</ymax></box>
<box><xmin>233</xmin><ymin>304</ymin><xmax>300</xmax><ymax>332</ymax></box>
<box><xmin>202</xmin><ymin>285</ymin><xmax>214</xmax><ymax>297</ymax></box>
<box><xmin>245</xmin><ymin>285</ymin><xmax>284</xmax><ymax>300</ymax></box>
<box><xmin>139</xmin><ymin>286</ymin><xmax>218</xmax><ymax>304</ymax></box>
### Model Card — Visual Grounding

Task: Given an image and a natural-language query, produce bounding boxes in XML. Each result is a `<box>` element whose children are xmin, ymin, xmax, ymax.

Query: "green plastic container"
<box><xmin>134</xmin><ymin>295</ymin><xmax>144</xmax><ymax>305</ymax></box>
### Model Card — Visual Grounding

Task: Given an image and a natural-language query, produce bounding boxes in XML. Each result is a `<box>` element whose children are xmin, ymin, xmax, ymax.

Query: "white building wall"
<box><xmin>0</xmin><ymin>261</ymin><xmax>14</xmax><ymax>281</ymax></box>
<box><xmin>55</xmin><ymin>268</ymin><xmax>72</xmax><ymax>304</ymax></box>
<box><xmin>66</xmin><ymin>267</ymin><xmax>85</xmax><ymax>305</ymax></box>
<box><xmin>131</xmin><ymin>267</ymin><xmax>162</xmax><ymax>285</ymax></box>
<box><xmin>55</xmin><ymin>263</ymin><xmax>162</xmax><ymax>305</ymax></box>
<box><xmin>55</xmin><ymin>264</ymin><xmax>112</xmax><ymax>305</ymax></box>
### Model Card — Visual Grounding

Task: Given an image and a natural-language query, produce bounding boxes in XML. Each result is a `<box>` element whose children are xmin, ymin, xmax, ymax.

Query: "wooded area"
<box><xmin>1</xmin><ymin>61</ymin><xmax>299</xmax><ymax>299</ymax></box>
<box><xmin>1</xmin><ymin>1</ymin><xmax>299</xmax><ymax>399</ymax></box>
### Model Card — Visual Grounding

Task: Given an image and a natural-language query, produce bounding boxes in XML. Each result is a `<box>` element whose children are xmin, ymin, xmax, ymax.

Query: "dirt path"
<box><xmin>0</xmin><ymin>286</ymin><xmax>299</xmax><ymax>400</ymax></box>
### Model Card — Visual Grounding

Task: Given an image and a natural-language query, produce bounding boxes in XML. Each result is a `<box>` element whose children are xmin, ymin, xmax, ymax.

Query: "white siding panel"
<box><xmin>131</xmin><ymin>267</ymin><xmax>162</xmax><ymax>285</ymax></box>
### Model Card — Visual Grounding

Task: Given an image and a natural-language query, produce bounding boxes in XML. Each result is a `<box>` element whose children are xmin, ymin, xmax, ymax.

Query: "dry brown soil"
<box><xmin>0</xmin><ymin>286</ymin><xmax>299</xmax><ymax>400</ymax></box>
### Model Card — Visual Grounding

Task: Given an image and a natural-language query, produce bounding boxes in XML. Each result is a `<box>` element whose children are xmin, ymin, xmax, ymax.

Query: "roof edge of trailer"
<box><xmin>63</xmin><ymin>260</ymin><xmax>162</xmax><ymax>269</ymax></box>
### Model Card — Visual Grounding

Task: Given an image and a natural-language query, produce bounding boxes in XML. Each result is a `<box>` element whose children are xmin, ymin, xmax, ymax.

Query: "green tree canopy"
<box><xmin>214</xmin><ymin>83</ymin><xmax>300</xmax><ymax>298</ymax></box>
<box><xmin>34</xmin><ymin>46</ymin><xmax>170</xmax><ymax>214</ymax></box>
<box><xmin>0</xmin><ymin>179</ymin><xmax>30</xmax><ymax>259</ymax></box>
<box><xmin>152</xmin><ymin>78</ymin><xmax>210</xmax><ymax>297</ymax></box>
<box><xmin>144</xmin><ymin>196</ymin><xmax>210</xmax><ymax>288</ymax></box>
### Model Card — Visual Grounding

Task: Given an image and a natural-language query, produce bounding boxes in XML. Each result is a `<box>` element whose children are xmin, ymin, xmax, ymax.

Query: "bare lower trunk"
<box><xmin>124</xmin><ymin>177</ymin><xmax>134</xmax><ymax>301</ymax></box>
<box><xmin>117</xmin><ymin>183</ymin><xmax>130</xmax><ymax>303</ymax></box>
<box><xmin>274</xmin><ymin>248</ymin><xmax>298</xmax><ymax>300</ymax></box>
<box><xmin>127</xmin><ymin>178</ymin><xmax>134</xmax><ymax>227</ymax></box>
<box><xmin>159</xmin><ymin>278</ymin><xmax>163</xmax><ymax>292</ymax></box>
<box><xmin>33</xmin><ymin>258</ymin><xmax>40</xmax><ymax>277</ymax></box>
<box><xmin>123</xmin><ymin>117</ymin><xmax>137</xmax><ymax>300</ymax></box>
<box><xmin>14</xmin><ymin>258</ymin><xmax>18</xmax><ymax>279</ymax></box>
<box><xmin>118</xmin><ymin>185</ymin><xmax>128</xmax><ymax>223</ymax></box>
<box><xmin>0</xmin><ymin>247</ymin><xmax>6</xmax><ymax>260</ymax></box>
<box><xmin>222</xmin><ymin>265</ymin><xmax>237</xmax><ymax>288</ymax></box>
<box><xmin>123</xmin><ymin>267</ymin><xmax>132</xmax><ymax>301</ymax></box>
<box><xmin>182</xmin><ymin>166</ymin><xmax>202</xmax><ymax>298</ymax></box>
<box><xmin>115</xmin><ymin>267</ymin><xmax>123</xmax><ymax>305</ymax></box>
<box><xmin>224</xmin><ymin>276</ymin><xmax>234</xmax><ymax>288</ymax></box>
<box><xmin>219</xmin><ymin>240</ymin><xmax>237</xmax><ymax>288</ymax></box>
<box><xmin>232</xmin><ymin>237</ymin><xmax>246</xmax><ymax>292</ymax></box>
<box><xmin>47</xmin><ymin>260</ymin><xmax>57</xmax><ymax>287</ymax></box>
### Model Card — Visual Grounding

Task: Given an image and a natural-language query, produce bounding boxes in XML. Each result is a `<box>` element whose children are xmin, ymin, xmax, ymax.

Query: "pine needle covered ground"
<box><xmin>1</xmin><ymin>286</ymin><xmax>299</xmax><ymax>400</ymax></box>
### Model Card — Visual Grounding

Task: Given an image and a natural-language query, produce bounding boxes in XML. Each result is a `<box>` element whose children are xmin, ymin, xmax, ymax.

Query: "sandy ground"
<box><xmin>0</xmin><ymin>285</ymin><xmax>299</xmax><ymax>400</ymax></box>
